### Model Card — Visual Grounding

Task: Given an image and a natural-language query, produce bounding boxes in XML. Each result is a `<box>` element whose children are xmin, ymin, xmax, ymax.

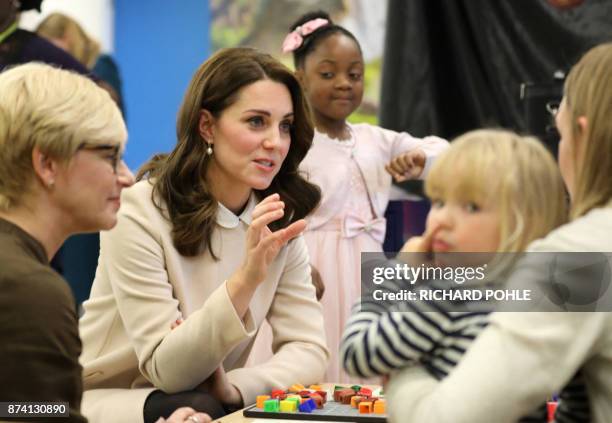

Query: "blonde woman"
<box><xmin>36</xmin><ymin>12</ymin><xmax>124</xmax><ymax>113</ymax></box>
<box><xmin>0</xmin><ymin>63</ymin><xmax>210</xmax><ymax>423</ymax></box>
<box><xmin>341</xmin><ymin>129</ymin><xmax>570</xmax><ymax>420</ymax></box>
<box><xmin>0</xmin><ymin>63</ymin><xmax>132</xmax><ymax>422</ymax></box>
<box><xmin>384</xmin><ymin>42</ymin><xmax>612</xmax><ymax>423</ymax></box>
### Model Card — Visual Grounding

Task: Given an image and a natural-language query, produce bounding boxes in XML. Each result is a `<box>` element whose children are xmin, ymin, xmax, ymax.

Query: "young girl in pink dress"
<box><xmin>248</xmin><ymin>11</ymin><xmax>448</xmax><ymax>383</ymax></box>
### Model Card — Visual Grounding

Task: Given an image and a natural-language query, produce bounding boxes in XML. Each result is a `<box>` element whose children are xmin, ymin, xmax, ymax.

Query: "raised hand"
<box><xmin>240</xmin><ymin>193</ymin><xmax>306</xmax><ymax>287</ymax></box>
<box><xmin>385</xmin><ymin>149</ymin><xmax>427</xmax><ymax>182</ymax></box>
<box><xmin>227</xmin><ymin>193</ymin><xmax>307</xmax><ymax>319</ymax></box>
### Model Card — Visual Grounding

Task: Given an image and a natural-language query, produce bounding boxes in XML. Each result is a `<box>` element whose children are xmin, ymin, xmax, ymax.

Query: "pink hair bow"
<box><xmin>281</xmin><ymin>18</ymin><xmax>329</xmax><ymax>53</ymax></box>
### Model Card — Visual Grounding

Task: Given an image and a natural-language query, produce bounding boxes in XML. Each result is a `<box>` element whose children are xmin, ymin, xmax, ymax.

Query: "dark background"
<box><xmin>380</xmin><ymin>0</ymin><xmax>612</xmax><ymax>251</ymax></box>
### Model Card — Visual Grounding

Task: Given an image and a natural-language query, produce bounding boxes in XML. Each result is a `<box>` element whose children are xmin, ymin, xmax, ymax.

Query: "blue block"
<box><xmin>299</xmin><ymin>399</ymin><xmax>316</xmax><ymax>413</ymax></box>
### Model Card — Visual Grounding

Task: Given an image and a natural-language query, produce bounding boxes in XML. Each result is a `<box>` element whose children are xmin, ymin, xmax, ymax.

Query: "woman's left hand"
<box><xmin>170</xmin><ymin>321</ymin><xmax>242</xmax><ymax>408</ymax></box>
<box><xmin>385</xmin><ymin>149</ymin><xmax>426</xmax><ymax>182</ymax></box>
<box><xmin>198</xmin><ymin>366</ymin><xmax>243</xmax><ymax>409</ymax></box>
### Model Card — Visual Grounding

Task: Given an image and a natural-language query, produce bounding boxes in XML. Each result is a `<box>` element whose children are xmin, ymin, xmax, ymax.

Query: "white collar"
<box><xmin>215</xmin><ymin>193</ymin><xmax>256</xmax><ymax>228</ymax></box>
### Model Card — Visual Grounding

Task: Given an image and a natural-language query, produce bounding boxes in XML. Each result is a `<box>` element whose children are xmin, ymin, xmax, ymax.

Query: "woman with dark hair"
<box><xmin>79</xmin><ymin>47</ymin><xmax>328</xmax><ymax>423</ymax></box>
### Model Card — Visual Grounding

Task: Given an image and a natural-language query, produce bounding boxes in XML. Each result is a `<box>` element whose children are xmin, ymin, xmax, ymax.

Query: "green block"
<box><xmin>334</xmin><ymin>385</ymin><xmax>345</xmax><ymax>391</ymax></box>
<box><xmin>351</xmin><ymin>385</ymin><xmax>362</xmax><ymax>392</ymax></box>
<box><xmin>264</xmin><ymin>399</ymin><xmax>280</xmax><ymax>412</ymax></box>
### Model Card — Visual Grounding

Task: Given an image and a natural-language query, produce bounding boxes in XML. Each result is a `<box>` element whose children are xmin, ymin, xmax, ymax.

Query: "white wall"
<box><xmin>338</xmin><ymin>0</ymin><xmax>388</xmax><ymax>62</ymax></box>
<box><xmin>19</xmin><ymin>0</ymin><xmax>114</xmax><ymax>53</ymax></box>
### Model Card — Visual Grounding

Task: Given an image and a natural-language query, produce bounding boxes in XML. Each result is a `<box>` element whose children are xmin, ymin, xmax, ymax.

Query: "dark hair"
<box><xmin>289</xmin><ymin>11</ymin><xmax>362</xmax><ymax>69</ymax></box>
<box><xmin>137</xmin><ymin>47</ymin><xmax>321</xmax><ymax>257</ymax></box>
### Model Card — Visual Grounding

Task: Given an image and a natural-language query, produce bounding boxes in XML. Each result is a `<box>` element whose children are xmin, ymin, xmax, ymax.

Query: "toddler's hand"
<box><xmin>401</xmin><ymin>229</ymin><xmax>435</xmax><ymax>253</ymax></box>
<box><xmin>385</xmin><ymin>149</ymin><xmax>426</xmax><ymax>182</ymax></box>
<box><xmin>399</xmin><ymin>228</ymin><xmax>437</xmax><ymax>268</ymax></box>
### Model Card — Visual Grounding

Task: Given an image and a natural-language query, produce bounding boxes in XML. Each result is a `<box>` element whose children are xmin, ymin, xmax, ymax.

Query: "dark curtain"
<box><xmin>380</xmin><ymin>0</ymin><xmax>612</xmax><ymax>140</ymax></box>
<box><xmin>379</xmin><ymin>0</ymin><xmax>612</xmax><ymax>251</ymax></box>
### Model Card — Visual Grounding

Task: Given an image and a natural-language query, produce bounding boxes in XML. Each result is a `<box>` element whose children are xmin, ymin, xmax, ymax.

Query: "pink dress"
<box><xmin>246</xmin><ymin>124</ymin><xmax>449</xmax><ymax>383</ymax></box>
<box><xmin>303</xmin><ymin>130</ymin><xmax>382</xmax><ymax>383</ymax></box>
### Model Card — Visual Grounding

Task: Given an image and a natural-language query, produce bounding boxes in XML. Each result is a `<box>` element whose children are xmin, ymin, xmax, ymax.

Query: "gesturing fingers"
<box><xmin>251</xmin><ymin>200</ymin><xmax>285</xmax><ymax>221</ymax></box>
<box><xmin>251</xmin><ymin>219</ymin><xmax>306</xmax><ymax>263</ymax></box>
<box><xmin>258</xmin><ymin>193</ymin><xmax>280</xmax><ymax>206</ymax></box>
<box><xmin>250</xmin><ymin>206</ymin><xmax>285</xmax><ymax>233</ymax></box>
<box><xmin>282</xmin><ymin>219</ymin><xmax>307</xmax><ymax>242</ymax></box>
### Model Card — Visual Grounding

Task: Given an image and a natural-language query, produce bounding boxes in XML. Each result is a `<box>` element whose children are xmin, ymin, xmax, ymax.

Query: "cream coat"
<box><xmin>79</xmin><ymin>181</ymin><xmax>328</xmax><ymax>423</ymax></box>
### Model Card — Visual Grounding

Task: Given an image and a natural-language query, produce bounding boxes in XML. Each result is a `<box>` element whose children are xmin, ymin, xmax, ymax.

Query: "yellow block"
<box><xmin>373</xmin><ymin>399</ymin><xmax>386</xmax><ymax>414</ymax></box>
<box><xmin>279</xmin><ymin>399</ymin><xmax>297</xmax><ymax>413</ymax></box>
<box><xmin>350</xmin><ymin>396</ymin><xmax>364</xmax><ymax>408</ymax></box>
<box><xmin>256</xmin><ymin>395</ymin><xmax>270</xmax><ymax>409</ymax></box>
<box><xmin>309</xmin><ymin>384</ymin><xmax>323</xmax><ymax>391</ymax></box>
<box><xmin>289</xmin><ymin>384</ymin><xmax>305</xmax><ymax>392</ymax></box>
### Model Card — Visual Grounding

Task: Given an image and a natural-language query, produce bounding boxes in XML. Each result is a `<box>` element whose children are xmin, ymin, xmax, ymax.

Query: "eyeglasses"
<box><xmin>77</xmin><ymin>142</ymin><xmax>123</xmax><ymax>174</ymax></box>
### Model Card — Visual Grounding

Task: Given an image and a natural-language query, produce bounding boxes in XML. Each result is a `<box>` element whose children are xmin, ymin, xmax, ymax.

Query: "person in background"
<box><xmin>78</xmin><ymin>47</ymin><xmax>328</xmax><ymax>423</ymax></box>
<box><xmin>0</xmin><ymin>63</ymin><xmax>208</xmax><ymax>423</ymax></box>
<box><xmin>1</xmin><ymin>0</ymin><xmax>119</xmax><ymax>283</ymax></box>
<box><xmin>0</xmin><ymin>0</ymin><xmax>89</xmax><ymax>74</ymax></box>
<box><xmin>384</xmin><ymin>42</ymin><xmax>612</xmax><ymax>423</ymax></box>
<box><xmin>248</xmin><ymin>10</ymin><xmax>448</xmax><ymax>383</ymax></box>
<box><xmin>36</xmin><ymin>12</ymin><xmax>125</xmax><ymax>115</ymax></box>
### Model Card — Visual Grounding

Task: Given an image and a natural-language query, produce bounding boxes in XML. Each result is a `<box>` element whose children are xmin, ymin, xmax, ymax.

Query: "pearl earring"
<box><xmin>206</xmin><ymin>143</ymin><xmax>213</xmax><ymax>156</ymax></box>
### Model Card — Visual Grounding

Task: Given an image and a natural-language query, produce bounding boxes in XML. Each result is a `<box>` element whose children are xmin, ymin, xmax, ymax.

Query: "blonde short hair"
<box><xmin>563</xmin><ymin>42</ymin><xmax>612</xmax><ymax>218</ymax></box>
<box><xmin>0</xmin><ymin>63</ymin><xmax>126</xmax><ymax>210</ymax></box>
<box><xmin>425</xmin><ymin>129</ymin><xmax>567</xmax><ymax>252</ymax></box>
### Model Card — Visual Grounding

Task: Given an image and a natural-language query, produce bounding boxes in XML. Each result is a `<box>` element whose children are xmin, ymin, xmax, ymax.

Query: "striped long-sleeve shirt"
<box><xmin>340</xmin><ymin>262</ymin><xmax>589</xmax><ymax>422</ymax></box>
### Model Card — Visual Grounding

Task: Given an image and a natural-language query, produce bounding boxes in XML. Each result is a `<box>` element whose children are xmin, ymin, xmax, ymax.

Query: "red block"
<box><xmin>271</xmin><ymin>390</ymin><xmax>286</xmax><ymax>400</ymax></box>
<box><xmin>358</xmin><ymin>388</ymin><xmax>372</xmax><ymax>397</ymax></box>
<box><xmin>308</xmin><ymin>393</ymin><xmax>324</xmax><ymax>409</ymax></box>
<box><xmin>333</xmin><ymin>389</ymin><xmax>353</xmax><ymax>403</ymax></box>
<box><xmin>315</xmin><ymin>391</ymin><xmax>328</xmax><ymax>403</ymax></box>
<box><xmin>340</xmin><ymin>391</ymin><xmax>355</xmax><ymax>405</ymax></box>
